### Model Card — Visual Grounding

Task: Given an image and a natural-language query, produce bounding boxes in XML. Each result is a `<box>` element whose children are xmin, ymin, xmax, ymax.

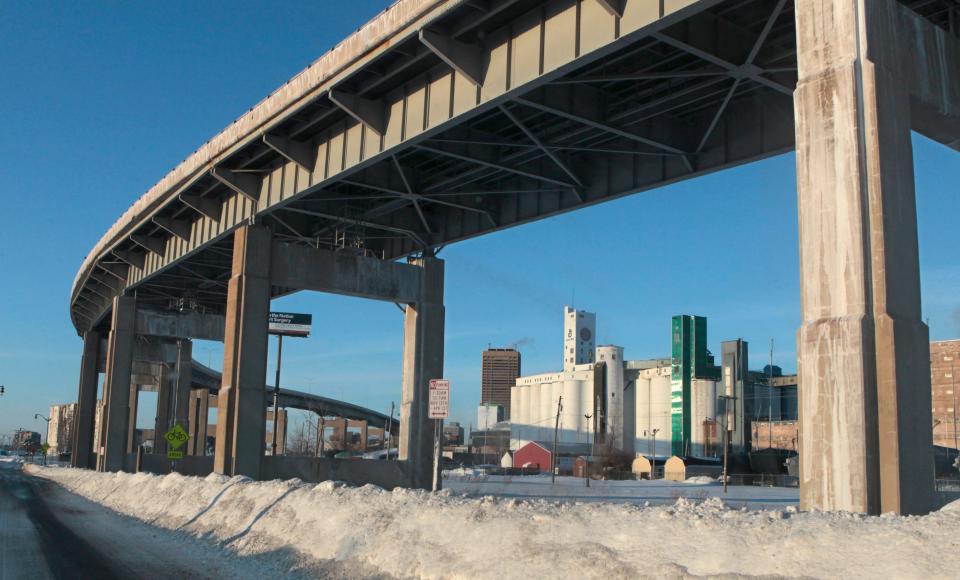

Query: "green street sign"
<box><xmin>41</xmin><ymin>442</ymin><xmax>50</xmax><ymax>454</ymax></box>
<box><xmin>164</xmin><ymin>424</ymin><xmax>189</xmax><ymax>450</ymax></box>
<box><xmin>167</xmin><ymin>450</ymin><xmax>184</xmax><ymax>460</ymax></box>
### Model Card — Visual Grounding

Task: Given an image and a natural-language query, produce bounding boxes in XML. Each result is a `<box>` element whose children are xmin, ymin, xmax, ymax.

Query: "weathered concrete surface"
<box><xmin>134</xmin><ymin>310</ymin><xmax>225</xmax><ymax>342</ymax></box>
<box><xmin>71</xmin><ymin>331</ymin><xmax>100</xmax><ymax>469</ymax></box>
<box><xmin>152</xmin><ymin>366</ymin><xmax>172</xmax><ymax>455</ymax></box>
<box><xmin>795</xmin><ymin>0</ymin><xmax>934</xmax><ymax>515</ymax></box>
<box><xmin>398</xmin><ymin>257</ymin><xmax>444</xmax><ymax>490</ymax></box>
<box><xmin>896</xmin><ymin>5</ymin><xmax>960</xmax><ymax>151</ymax></box>
<box><xmin>99</xmin><ymin>296</ymin><xmax>136</xmax><ymax>472</ymax></box>
<box><xmin>187</xmin><ymin>388</ymin><xmax>211</xmax><ymax>456</ymax></box>
<box><xmin>173</xmin><ymin>339</ymin><xmax>193</xmax><ymax>437</ymax></box>
<box><xmin>270</xmin><ymin>241</ymin><xmax>423</xmax><ymax>304</ymax></box>
<box><xmin>214</xmin><ymin>226</ymin><xmax>271</xmax><ymax>477</ymax></box>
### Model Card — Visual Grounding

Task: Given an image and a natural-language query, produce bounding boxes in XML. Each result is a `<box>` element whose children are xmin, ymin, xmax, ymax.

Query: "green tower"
<box><xmin>670</xmin><ymin>315</ymin><xmax>713</xmax><ymax>456</ymax></box>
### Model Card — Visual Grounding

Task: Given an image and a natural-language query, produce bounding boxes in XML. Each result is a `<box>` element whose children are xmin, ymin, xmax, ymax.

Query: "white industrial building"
<box><xmin>510</xmin><ymin>307</ymin><xmax>627</xmax><ymax>452</ymax></box>
<box><xmin>509</xmin><ymin>308</ymin><xmax>738</xmax><ymax>460</ymax></box>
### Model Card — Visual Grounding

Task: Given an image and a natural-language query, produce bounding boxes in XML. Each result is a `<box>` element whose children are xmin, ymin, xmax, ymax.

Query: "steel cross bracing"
<box><xmin>70</xmin><ymin>0</ymin><xmax>957</xmax><ymax>332</ymax></box>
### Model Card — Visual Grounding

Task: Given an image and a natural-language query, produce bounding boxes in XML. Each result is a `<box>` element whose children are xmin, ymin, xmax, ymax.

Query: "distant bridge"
<box><xmin>190</xmin><ymin>360</ymin><xmax>396</xmax><ymax>428</ymax></box>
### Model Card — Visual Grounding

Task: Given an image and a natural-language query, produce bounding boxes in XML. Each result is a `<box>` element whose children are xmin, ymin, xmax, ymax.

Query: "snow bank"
<box><xmin>29</xmin><ymin>467</ymin><xmax>960</xmax><ymax>579</ymax></box>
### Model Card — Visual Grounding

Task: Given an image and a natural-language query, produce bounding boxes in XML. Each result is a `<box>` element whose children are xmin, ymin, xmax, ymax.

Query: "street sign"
<box><xmin>167</xmin><ymin>450</ymin><xmax>184</xmax><ymax>460</ymax></box>
<box><xmin>268</xmin><ymin>312</ymin><xmax>312</xmax><ymax>337</ymax></box>
<box><xmin>428</xmin><ymin>379</ymin><xmax>450</xmax><ymax>419</ymax></box>
<box><xmin>164</xmin><ymin>424</ymin><xmax>189</xmax><ymax>450</ymax></box>
<box><xmin>41</xmin><ymin>442</ymin><xmax>50</xmax><ymax>454</ymax></box>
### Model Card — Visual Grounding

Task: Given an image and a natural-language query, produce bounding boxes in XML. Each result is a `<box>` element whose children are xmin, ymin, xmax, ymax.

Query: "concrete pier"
<box><xmin>399</xmin><ymin>256</ymin><xmax>445</xmax><ymax>490</ymax></box>
<box><xmin>187</xmin><ymin>388</ymin><xmax>210</xmax><ymax>455</ymax></box>
<box><xmin>71</xmin><ymin>331</ymin><xmax>101</xmax><ymax>469</ymax></box>
<box><xmin>795</xmin><ymin>0</ymin><xmax>947</xmax><ymax>515</ymax></box>
<box><xmin>99</xmin><ymin>295</ymin><xmax>136</xmax><ymax>472</ymax></box>
<box><xmin>214</xmin><ymin>225</ymin><xmax>272</xmax><ymax>477</ymax></box>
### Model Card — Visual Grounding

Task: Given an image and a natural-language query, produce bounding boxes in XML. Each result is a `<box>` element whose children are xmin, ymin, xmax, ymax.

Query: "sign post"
<box><xmin>267</xmin><ymin>312</ymin><xmax>312</xmax><ymax>457</ymax></box>
<box><xmin>428</xmin><ymin>379</ymin><xmax>450</xmax><ymax>492</ymax></box>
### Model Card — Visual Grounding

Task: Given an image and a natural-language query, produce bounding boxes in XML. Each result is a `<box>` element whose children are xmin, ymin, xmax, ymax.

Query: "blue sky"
<box><xmin>1</xmin><ymin>2</ymin><xmax>958</xmax><ymax>438</ymax></box>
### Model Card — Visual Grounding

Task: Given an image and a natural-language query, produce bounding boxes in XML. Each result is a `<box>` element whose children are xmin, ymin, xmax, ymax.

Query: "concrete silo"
<box><xmin>597</xmin><ymin>345</ymin><xmax>625</xmax><ymax>449</ymax></box>
<box><xmin>561</xmin><ymin>378</ymin><xmax>584</xmax><ymax>444</ymax></box>
<box><xmin>529</xmin><ymin>383</ymin><xmax>544</xmax><ymax>441</ymax></box>
<box><xmin>690</xmin><ymin>379</ymin><xmax>719</xmax><ymax>458</ymax></box>
<box><xmin>635</xmin><ymin>367</ymin><xmax>673</xmax><ymax>458</ymax></box>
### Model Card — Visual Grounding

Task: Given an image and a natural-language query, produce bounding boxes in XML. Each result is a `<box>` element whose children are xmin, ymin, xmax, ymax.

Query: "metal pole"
<box><xmin>722</xmin><ymin>405</ymin><xmax>730</xmax><ymax>494</ymax></box>
<box><xmin>651</xmin><ymin>429</ymin><xmax>657</xmax><ymax>480</ymax></box>
<box><xmin>271</xmin><ymin>334</ymin><xmax>283</xmax><ymax>456</ymax></box>
<box><xmin>953</xmin><ymin>355</ymin><xmax>958</xmax><ymax>451</ymax></box>
<box><xmin>432</xmin><ymin>419</ymin><xmax>441</xmax><ymax>491</ymax></box>
<box><xmin>551</xmin><ymin>395</ymin><xmax>563</xmax><ymax>484</ymax></box>
<box><xmin>768</xmin><ymin>338</ymin><xmax>774</xmax><ymax>449</ymax></box>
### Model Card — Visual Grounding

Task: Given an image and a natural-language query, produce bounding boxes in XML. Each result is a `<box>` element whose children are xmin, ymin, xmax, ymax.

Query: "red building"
<box><xmin>513</xmin><ymin>441</ymin><xmax>590</xmax><ymax>474</ymax></box>
<box><xmin>513</xmin><ymin>442</ymin><xmax>551</xmax><ymax>472</ymax></box>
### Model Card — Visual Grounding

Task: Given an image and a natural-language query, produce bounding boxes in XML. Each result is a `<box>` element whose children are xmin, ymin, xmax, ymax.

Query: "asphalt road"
<box><xmin>0</xmin><ymin>460</ymin><xmax>230</xmax><ymax>579</ymax></box>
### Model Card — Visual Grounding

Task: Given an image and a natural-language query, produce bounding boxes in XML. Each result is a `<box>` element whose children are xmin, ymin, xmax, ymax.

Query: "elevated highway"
<box><xmin>68</xmin><ymin>0</ymin><xmax>960</xmax><ymax>512</ymax></box>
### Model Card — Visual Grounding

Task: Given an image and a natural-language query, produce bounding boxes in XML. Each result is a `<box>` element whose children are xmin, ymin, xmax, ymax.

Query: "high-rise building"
<box><xmin>47</xmin><ymin>403</ymin><xmax>78</xmax><ymax>455</ymax></box>
<box><xmin>481</xmin><ymin>348</ymin><xmax>521</xmax><ymax>419</ymax></box>
<box><xmin>563</xmin><ymin>306</ymin><xmax>596</xmax><ymax>371</ymax></box>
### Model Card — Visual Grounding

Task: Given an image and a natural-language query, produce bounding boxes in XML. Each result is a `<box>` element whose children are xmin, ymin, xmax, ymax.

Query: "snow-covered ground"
<box><xmin>445</xmin><ymin>473</ymin><xmax>798</xmax><ymax>509</ymax></box>
<box><xmin>28</xmin><ymin>465</ymin><xmax>960</xmax><ymax>579</ymax></box>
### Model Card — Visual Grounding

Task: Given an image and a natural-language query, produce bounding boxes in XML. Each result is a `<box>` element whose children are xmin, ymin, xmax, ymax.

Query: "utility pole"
<box><xmin>551</xmin><ymin>395</ymin><xmax>563</xmax><ymax>484</ymax></box>
<box><xmin>271</xmin><ymin>334</ymin><xmax>284</xmax><ymax>457</ymax></box>
<box><xmin>768</xmin><ymin>338</ymin><xmax>774</xmax><ymax>449</ymax></box>
<box><xmin>584</xmin><ymin>412</ymin><xmax>593</xmax><ymax>449</ymax></box>
<box><xmin>953</xmin><ymin>353</ymin><xmax>958</xmax><ymax>451</ymax></box>
<box><xmin>720</xmin><ymin>395</ymin><xmax>732</xmax><ymax>494</ymax></box>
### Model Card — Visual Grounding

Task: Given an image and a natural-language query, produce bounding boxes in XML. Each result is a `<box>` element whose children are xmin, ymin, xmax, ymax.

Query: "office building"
<box><xmin>481</xmin><ymin>347</ymin><xmax>521</xmax><ymax>419</ymax></box>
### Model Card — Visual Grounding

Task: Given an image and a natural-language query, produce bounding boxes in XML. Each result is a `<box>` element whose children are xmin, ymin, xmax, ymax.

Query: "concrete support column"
<box><xmin>398</xmin><ymin>257</ymin><xmax>444</xmax><ymax>489</ymax></box>
<box><xmin>214</xmin><ymin>225</ymin><xmax>271</xmax><ymax>477</ymax></box>
<box><xmin>173</xmin><ymin>339</ymin><xmax>193</xmax><ymax>431</ymax></box>
<box><xmin>188</xmin><ymin>388</ymin><xmax>210</xmax><ymax>456</ymax></box>
<box><xmin>265</xmin><ymin>409</ymin><xmax>287</xmax><ymax>455</ymax></box>
<box><xmin>127</xmin><ymin>382</ymin><xmax>142</xmax><ymax>453</ymax></box>
<box><xmin>99</xmin><ymin>295</ymin><xmax>136</xmax><ymax>472</ymax></box>
<box><xmin>72</xmin><ymin>330</ymin><xmax>101</xmax><ymax>469</ymax></box>
<box><xmin>332</xmin><ymin>418</ymin><xmax>347</xmax><ymax>450</ymax></box>
<box><xmin>153</xmin><ymin>365</ymin><xmax>172</xmax><ymax>454</ymax></box>
<box><xmin>795</xmin><ymin>0</ymin><xmax>933</xmax><ymax>515</ymax></box>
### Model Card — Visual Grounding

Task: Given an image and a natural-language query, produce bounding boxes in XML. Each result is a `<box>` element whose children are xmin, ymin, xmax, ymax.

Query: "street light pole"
<box><xmin>271</xmin><ymin>334</ymin><xmax>283</xmax><ymax>457</ymax></box>
<box><xmin>34</xmin><ymin>414</ymin><xmax>51</xmax><ymax>466</ymax></box>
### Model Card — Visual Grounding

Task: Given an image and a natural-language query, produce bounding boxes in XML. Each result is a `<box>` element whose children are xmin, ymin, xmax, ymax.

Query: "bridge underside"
<box><xmin>68</xmin><ymin>0</ymin><xmax>959</xmax><ymax>511</ymax></box>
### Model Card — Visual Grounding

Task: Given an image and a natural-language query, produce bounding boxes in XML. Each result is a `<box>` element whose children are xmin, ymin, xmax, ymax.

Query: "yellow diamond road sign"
<box><xmin>164</xmin><ymin>424</ymin><xmax>189</xmax><ymax>450</ymax></box>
